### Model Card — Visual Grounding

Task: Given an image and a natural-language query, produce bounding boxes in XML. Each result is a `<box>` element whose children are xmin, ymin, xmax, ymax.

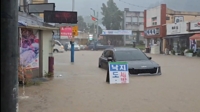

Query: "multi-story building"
<box><xmin>144</xmin><ymin>4</ymin><xmax>200</xmax><ymax>53</ymax></box>
<box><xmin>123</xmin><ymin>8</ymin><xmax>144</xmax><ymax>45</ymax></box>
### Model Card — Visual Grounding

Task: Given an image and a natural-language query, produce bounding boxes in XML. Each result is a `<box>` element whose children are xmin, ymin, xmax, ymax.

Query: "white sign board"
<box><xmin>108</xmin><ymin>62</ymin><xmax>129</xmax><ymax>84</ymax></box>
<box><xmin>166</xmin><ymin>22</ymin><xmax>188</xmax><ymax>35</ymax></box>
<box><xmin>102</xmin><ymin>30</ymin><xmax>132</xmax><ymax>35</ymax></box>
<box><xmin>190</xmin><ymin>21</ymin><xmax>200</xmax><ymax>30</ymax></box>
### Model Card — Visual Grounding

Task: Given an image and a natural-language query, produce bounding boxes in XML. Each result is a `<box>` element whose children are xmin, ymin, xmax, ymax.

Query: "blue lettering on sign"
<box><xmin>110</xmin><ymin>64</ymin><xmax>128</xmax><ymax>71</ymax></box>
<box><xmin>112</xmin><ymin>72</ymin><xmax>119</xmax><ymax>78</ymax></box>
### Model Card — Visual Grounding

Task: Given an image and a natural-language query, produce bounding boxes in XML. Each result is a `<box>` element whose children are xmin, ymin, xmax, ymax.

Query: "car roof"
<box><xmin>105</xmin><ymin>47</ymin><xmax>139</xmax><ymax>52</ymax></box>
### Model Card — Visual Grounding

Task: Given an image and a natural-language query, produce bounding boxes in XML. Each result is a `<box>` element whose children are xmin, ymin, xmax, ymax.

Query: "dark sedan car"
<box><xmin>88</xmin><ymin>42</ymin><xmax>113</xmax><ymax>50</ymax></box>
<box><xmin>98</xmin><ymin>47</ymin><xmax>161</xmax><ymax>75</ymax></box>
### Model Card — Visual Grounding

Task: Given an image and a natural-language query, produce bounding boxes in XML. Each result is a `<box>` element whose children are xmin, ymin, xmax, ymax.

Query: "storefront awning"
<box><xmin>189</xmin><ymin>33</ymin><xmax>200</xmax><ymax>40</ymax></box>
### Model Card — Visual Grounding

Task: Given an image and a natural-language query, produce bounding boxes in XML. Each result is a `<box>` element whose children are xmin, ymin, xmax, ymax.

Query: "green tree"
<box><xmin>77</xmin><ymin>16</ymin><xmax>88</xmax><ymax>31</ymax></box>
<box><xmin>101</xmin><ymin>0</ymin><xmax>123</xmax><ymax>30</ymax></box>
<box><xmin>88</xmin><ymin>23</ymin><xmax>102</xmax><ymax>35</ymax></box>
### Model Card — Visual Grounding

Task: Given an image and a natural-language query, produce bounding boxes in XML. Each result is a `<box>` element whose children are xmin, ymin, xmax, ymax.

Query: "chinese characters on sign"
<box><xmin>109</xmin><ymin>62</ymin><xmax>129</xmax><ymax>84</ymax></box>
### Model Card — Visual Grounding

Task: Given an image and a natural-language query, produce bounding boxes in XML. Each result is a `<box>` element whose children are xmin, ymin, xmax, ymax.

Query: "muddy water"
<box><xmin>19</xmin><ymin>51</ymin><xmax>200</xmax><ymax>112</ymax></box>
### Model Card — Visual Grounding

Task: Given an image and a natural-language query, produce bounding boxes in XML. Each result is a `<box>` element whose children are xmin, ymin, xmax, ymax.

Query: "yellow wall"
<box><xmin>166</xmin><ymin>15</ymin><xmax>200</xmax><ymax>24</ymax></box>
<box><xmin>166</xmin><ymin>8</ymin><xmax>200</xmax><ymax>24</ymax></box>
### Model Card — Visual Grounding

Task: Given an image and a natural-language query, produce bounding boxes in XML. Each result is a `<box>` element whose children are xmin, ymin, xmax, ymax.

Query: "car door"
<box><xmin>100</xmin><ymin>50</ymin><xmax>108</xmax><ymax>69</ymax></box>
<box><xmin>104</xmin><ymin>50</ymin><xmax>113</xmax><ymax>69</ymax></box>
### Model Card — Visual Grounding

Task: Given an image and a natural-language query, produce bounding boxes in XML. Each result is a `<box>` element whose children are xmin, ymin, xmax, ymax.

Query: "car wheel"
<box><xmin>53</xmin><ymin>49</ymin><xmax>59</xmax><ymax>53</ymax></box>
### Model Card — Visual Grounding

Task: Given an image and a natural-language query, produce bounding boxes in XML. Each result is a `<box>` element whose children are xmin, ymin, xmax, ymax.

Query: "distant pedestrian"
<box><xmin>108</xmin><ymin>40</ymin><xmax>111</xmax><ymax>45</ymax></box>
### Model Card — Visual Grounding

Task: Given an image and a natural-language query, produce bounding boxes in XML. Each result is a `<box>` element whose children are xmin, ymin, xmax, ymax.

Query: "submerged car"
<box><xmin>98</xmin><ymin>47</ymin><xmax>161</xmax><ymax>75</ymax></box>
<box><xmin>68</xmin><ymin>43</ymin><xmax>81</xmax><ymax>51</ymax></box>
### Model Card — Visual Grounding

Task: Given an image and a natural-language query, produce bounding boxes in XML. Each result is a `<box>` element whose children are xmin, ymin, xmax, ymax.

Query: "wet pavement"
<box><xmin>19</xmin><ymin>51</ymin><xmax>200</xmax><ymax>112</ymax></box>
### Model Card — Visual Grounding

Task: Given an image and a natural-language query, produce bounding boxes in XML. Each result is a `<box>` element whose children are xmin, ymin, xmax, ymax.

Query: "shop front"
<box><xmin>165</xmin><ymin>22</ymin><xmax>192</xmax><ymax>54</ymax></box>
<box><xmin>144</xmin><ymin>26</ymin><xmax>164</xmax><ymax>54</ymax></box>
<box><xmin>189</xmin><ymin>33</ymin><xmax>200</xmax><ymax>53</ymax></box>
<box><xmin>188</xmin><ymin>20</ymin><xmax>200</xmax><ymax>54</ymax></box>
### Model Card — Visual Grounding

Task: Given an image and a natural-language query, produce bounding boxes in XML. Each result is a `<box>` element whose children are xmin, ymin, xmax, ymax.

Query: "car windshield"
<box><xmin>115</xmin><ymin>50</ymin><xmax>148</xmax><ymax>61</ymax></box>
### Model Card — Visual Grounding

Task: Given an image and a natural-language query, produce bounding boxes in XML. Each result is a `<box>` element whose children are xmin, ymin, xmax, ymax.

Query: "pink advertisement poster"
<box><xmin>20</xmin><ymin>28</ymin><xmax>39</xmax><ymax>69</ymax></box>
<box><xmin>60</xmin><ymin>26</ymin><xmax>72</xmax><ymax>37</ymax></box>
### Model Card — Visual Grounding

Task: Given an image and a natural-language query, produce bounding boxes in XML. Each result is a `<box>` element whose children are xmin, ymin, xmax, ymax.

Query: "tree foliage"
<box><xmin>101</xmin><ymin>0</ymin><xmax>123</xmax><ymax>30</ymax></box>
<box><xmin>88</xmin><ymin>24</ymin><xmax>102</xmax><ymax>35</ymax></box>
<box><xmin>77</xmin><ymin>16</ymin><xmax>88</xmax><ymax>31</ymax></box>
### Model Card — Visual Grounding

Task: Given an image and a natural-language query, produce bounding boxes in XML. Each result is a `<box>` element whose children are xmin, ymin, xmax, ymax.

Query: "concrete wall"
<box><xmin>146</xmin><ymin>5</ymin><xmax>161</xmax><ymax>27</ymax></box>
<box><xmin>166</xmin><ymin>8</ymin><xmax>200</xmax><ymax>24</ymax></box>
<box><xmin>41</xmin><ymin>30</ymin><xmax>52</xmax><ymax>76</ymax></box>
<box><xmin>166</xmin><ymin>15</ymin><xmax>200</xmax><ymax>24</ymax></box>
<box><xmin>124</xmin><ymin>10</ymin><xmax>144</xmax><ymax>31</ymax></box>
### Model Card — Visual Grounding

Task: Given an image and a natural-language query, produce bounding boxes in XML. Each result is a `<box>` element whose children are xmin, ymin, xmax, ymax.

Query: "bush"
<box><xmin>186</xmin><ymin>49</ymin><xmax>193</xmax><ymax>53</ymax></box>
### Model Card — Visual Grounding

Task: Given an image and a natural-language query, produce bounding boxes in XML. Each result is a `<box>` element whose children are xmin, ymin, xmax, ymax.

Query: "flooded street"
<box><xmin>19</xmin><ymin>51</ymin><xmax>200</xmax><ymax>112</ymax></box>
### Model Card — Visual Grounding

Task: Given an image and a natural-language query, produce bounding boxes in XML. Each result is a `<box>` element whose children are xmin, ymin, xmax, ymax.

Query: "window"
<box><xmin>151</xmin><ymin>17</ymin><xmax>157</xmax><ymax>26</ymax></box>
<box><xmin>55</xmin><ymin>41</ymin><xmax>61</xmax><ymax>46</ymax></box>
<box><xmin>114</xmin><ymin>50</ymin><xmax>148</xmax><ymax>61</ymax></box>
<box><xmin>104</xmin><ymin>50</ymin><xmax>113</xmax><ymax>58</ymax></box>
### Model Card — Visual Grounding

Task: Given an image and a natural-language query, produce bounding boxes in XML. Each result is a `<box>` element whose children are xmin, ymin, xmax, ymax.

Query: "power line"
<box><xmin>118</xmin><ymin>0</ymin><xmax>148</xmax><ymax>8</ymax></box>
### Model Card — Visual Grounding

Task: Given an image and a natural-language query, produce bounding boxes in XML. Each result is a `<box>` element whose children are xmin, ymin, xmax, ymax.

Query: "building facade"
<box><xmin>123</xmin><ymin>8</ymin><xmax>144</xmax><ymax>45</ymax></box>
<box><xmin>144</xmin><ymin>4</ymin><xmax>200</xmax><ymax>53</ymax></box>
<box><xmin>165</xmin><ymin>22</ymin><xmax>192</xmax><ymax>54</ymax></box>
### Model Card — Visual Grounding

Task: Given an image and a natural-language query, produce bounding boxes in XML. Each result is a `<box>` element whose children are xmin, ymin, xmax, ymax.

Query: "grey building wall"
<box><xmin>123</xmin><ymin>8</ymin><xmax>144</xmax><ymax>45</ymax></box>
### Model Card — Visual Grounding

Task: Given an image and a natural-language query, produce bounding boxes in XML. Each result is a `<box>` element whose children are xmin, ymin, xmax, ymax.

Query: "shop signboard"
<box><xmin>167</xmin><ymin>22</ymin><xmax>188</xmax><ymax>35</ymax></box>
<box><xmin>108</xmin><ymin>62</ymin><xmax>129</xmax><ymax>84</ymax></box>
<box><xmin>190</xmin><ymin>21</ymin><xmax>200</xmax><ymax>31</ymax></box>
<box><xmin>102</xmin><ymin>30</ymin><xmax>132</xmax><ymax>35</ymax></box>
<box><xmin>60</xmin><ymin>26</ymin><xmax>72</xmax><ymax>39</ymax></box>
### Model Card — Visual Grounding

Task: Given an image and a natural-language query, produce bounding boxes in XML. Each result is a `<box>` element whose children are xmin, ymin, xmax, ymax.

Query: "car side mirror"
<box><xmin>148</xmin><ymin>57</ymin><xmax>152</xmax><ymax>60</ymax></box>
<box><xmin>107</xmin><ymin>57</ymin><xmax>113</xmax><ymax>61</ymax></box>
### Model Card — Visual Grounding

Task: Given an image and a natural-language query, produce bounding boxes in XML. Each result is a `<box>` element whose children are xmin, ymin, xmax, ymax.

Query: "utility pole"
<box><xmin>90</xmin><ymin>8</ymin><xmax>96</xmax><ymax>40</ymax></box>
<box><xmin>71</xmin><ymin>0</ymin><xmax>75</xmax><ymax>62</ymax></box>
<box><xmin>1</xmin><ymin>0</ymin><xmax>18</xmax><ymax>112</ymax></box>
<box><xmin>96</xmin><ymin>12</ymin><xmax>99</xmax><ymax>39</ymax></box>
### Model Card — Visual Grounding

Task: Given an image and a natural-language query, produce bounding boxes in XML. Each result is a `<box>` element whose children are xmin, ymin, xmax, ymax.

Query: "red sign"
<box><xmin>120</xmin><ymin>72</ymin><xmax>127</xmax><ymax>83</ymax></box>
<box><xmin>60</xmin><ymin>26</ymin><xmax>72</xmax><ymax>37</ymax></box>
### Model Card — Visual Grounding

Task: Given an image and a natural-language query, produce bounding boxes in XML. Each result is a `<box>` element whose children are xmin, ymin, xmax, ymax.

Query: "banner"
<box><xmin>102</xmin><ymin>30</ymin><xmax>132</xmax><ymax>35</ymax></box>
<box><xmin>20</xmin><ymin>28</ymin><xmax>39</xmax><ymax>69</ymax></box>
<box><xmin>60</xmin><ymin>26</ymin><xmax>72</xmax><ymax>37</ymax></box>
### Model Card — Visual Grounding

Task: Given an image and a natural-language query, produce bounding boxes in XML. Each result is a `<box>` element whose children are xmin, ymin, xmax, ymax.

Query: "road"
<box><xmin>19</xmin><ymin>51</ymin><xmax>200</xmax><ymax>112</ymax></box>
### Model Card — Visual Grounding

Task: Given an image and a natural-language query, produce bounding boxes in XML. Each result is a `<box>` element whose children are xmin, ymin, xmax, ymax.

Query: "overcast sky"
<box><xmin>48</xmin><ymin>0</ymin><xmax>200</xmax><ymax>18</ymax></box>
<box><xmin>48</xmin><ymin>0</ymin><xmax>162</xmax><ymax>16</ymax></box>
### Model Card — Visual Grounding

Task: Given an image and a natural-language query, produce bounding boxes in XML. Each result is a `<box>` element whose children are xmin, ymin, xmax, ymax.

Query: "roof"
<box><xmin>106</xmin><ymin>47</ymin><xmax>139</xmax><ymax>51</ymax></box>
<box><xmin>18</xmin><ymin>12</ymin><xmax>59</xmax><ymax>30</ymax></box>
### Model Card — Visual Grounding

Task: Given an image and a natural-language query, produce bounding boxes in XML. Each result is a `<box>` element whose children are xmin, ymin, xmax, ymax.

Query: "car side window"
<box><xmin>55</xmin><ymin>41</ymin><xmax>61</xmax><ymax>46</ymax></box>
<box><xmin>103</xmin><ymin>50</ymin><xmax>108</xmax><ymax>57</ymax></box>
<box><xmin>105</xmin><ymin>50</ymin><xmax>113</xmax><ymax>58</ymax></box>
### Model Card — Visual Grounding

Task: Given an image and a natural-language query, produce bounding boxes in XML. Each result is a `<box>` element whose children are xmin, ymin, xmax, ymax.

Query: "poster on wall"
<box><xmin>190</xmin><ymin>40</ymin><xmax>197</xmax><ymax>52</ymax></box>
<box><xmin>20</xmin><ymin>28</ymin><xmax>39</xmax><ymax>69</ymax></box>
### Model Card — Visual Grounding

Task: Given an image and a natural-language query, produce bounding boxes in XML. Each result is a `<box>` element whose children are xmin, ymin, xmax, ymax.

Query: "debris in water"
<box><xmin>57</xmin><ymin>74</ymin><xmax>62</xmax><ymax>77</ymax></box>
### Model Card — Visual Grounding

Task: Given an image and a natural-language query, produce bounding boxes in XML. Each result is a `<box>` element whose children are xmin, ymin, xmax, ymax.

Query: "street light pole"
<box><xmin>96</xmin><ymin>12</ymin><xmax>99</xmax><ymax>39</ymax></box>
<box><xmin>72</xmin><ymin>0</ymin><xmax>75</xmax><ymax>11</ymax></box>
<box><xmin>90</xmin><ymin>8</ymin><xmax>96</xmax><ymax>40</ymax></box>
